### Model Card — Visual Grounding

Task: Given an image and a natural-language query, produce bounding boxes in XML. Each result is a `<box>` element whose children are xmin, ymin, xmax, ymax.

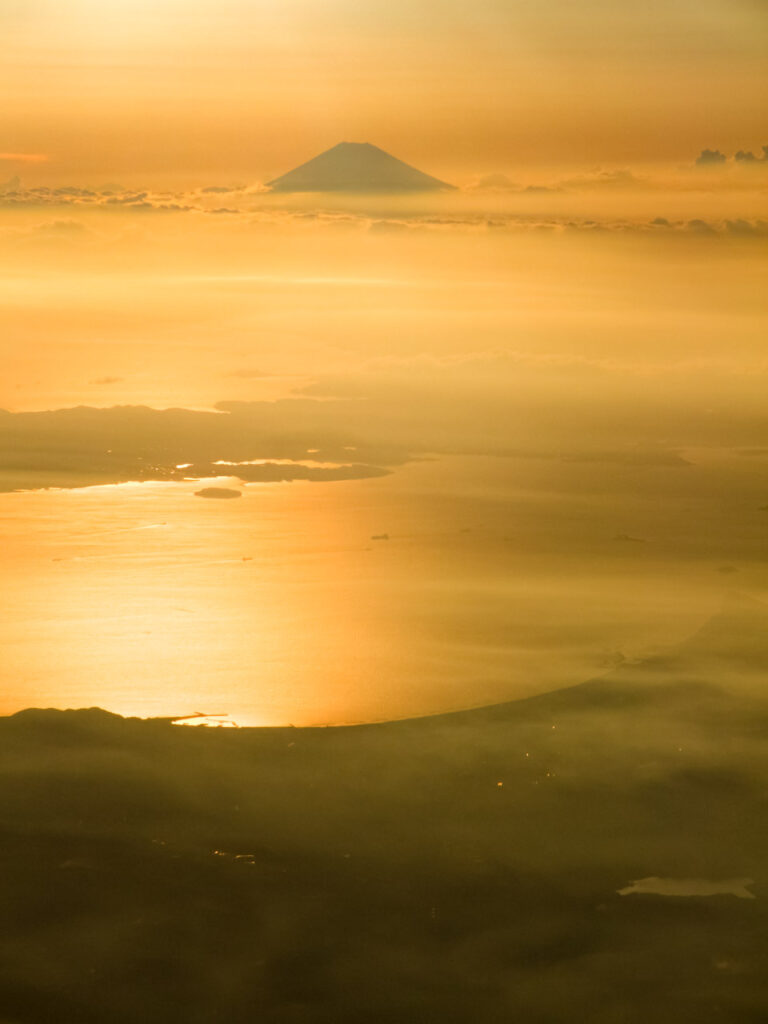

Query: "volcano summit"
<box><xmin>266</xmin><ymin>142</ymin><xmax>455</xmax><ymax>193</ymax></box>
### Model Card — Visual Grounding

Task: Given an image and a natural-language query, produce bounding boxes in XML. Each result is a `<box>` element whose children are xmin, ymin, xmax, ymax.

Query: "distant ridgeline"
<box><xmin>266</xmin><ymin>141</ymin><xmax>455</xmax><ymax>193</ymax></box>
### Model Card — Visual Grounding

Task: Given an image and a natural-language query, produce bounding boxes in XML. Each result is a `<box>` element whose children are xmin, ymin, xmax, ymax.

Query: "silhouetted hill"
<box><xmin>1</xmin><ymin>601</ymin><xmax>767</xmax><ymax>1022</ymax></box>
<box><xmin>266</xmin><ymin>142</ymin><xmax>455</xmax><ymax>193</ymax></box>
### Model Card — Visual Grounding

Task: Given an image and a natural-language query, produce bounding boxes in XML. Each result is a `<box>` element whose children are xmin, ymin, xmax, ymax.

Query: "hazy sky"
<box><xmin>3</xmin><ymin>0</ymin><xmax>767</xmax><ymax>184</ymax></box>
<box><xmin>1</xmin><ymin>204</ymin><xmax>767</xmax><ymax>723</ymax></box>
<box><xmin>1</xmin><ymin>0</ymin><xmax>767</xmax><ymax>725</ymax></box>
<box><xmin>4</xmin><ymin>14</ymin><xmax>768</xmax><ymax>1024</ymax></box>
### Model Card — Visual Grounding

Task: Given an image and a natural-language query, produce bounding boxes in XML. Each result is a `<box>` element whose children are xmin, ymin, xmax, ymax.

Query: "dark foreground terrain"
<box><xmin>1</xmin><ymin>600</ymin><xmax>768</xmax><ymax>1023</ymax></box>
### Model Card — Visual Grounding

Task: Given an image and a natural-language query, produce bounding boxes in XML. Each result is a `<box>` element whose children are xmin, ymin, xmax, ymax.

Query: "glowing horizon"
<box><xmin>2</xmin><ymin>0</ymin><xmax>766</xmax><ymax>186</ymax></box>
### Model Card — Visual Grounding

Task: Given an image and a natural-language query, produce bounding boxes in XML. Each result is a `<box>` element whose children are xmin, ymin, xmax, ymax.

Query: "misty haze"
<box><xmin>1</xmin><ymin>0</ymin><xmax>768</xmax><ymax>1020</ymax></box>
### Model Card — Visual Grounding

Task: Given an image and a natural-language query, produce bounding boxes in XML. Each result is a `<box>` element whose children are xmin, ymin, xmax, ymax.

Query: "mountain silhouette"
<box><xmin>266</xmin><ymin>142</ymin><xmax>455</xmax><ymax>193</ymax></box>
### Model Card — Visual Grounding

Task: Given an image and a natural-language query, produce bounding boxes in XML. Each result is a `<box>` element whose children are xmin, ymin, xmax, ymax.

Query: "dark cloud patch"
<box><xmin>0</xmin><ymin>185</ymin><xmax>195</xmax><ymax>214</ymax></box>
<box><xmin>52</xmin><ymin>186</ymin><xmax>96</xmax><ymax>198</ymax></box>
<box><xmin>687</xmin><ymin>219</ymin><xmax>717</xmax><ymax>234</ymax></box>
<box><xmin>364</xmin><ymin>213</ymin><xmax>768</xmax><ymax>236</ymax></box>
<box><xmin>105</xmin><ymin>192</ymin><xmax>148</xmax><ymax>204</ymax></box>
<box><xmin>725</xmin><ymin>218</ymin><xmax>768</xmax><ymax>236</ymax></box>
<box><xmin>735</xmin><ymin>145</ymin><xmax>768</xmax><ymax>164</ymax></box>
<box><xmin>0</xmin><ymin>181</ymin><xmax>765</xmax><ymax>240</ymax></box>
<box><xmin>696</xmin><ymin>149</ymin><xmax>727</xmax><ymax>165</ymax></box>
<box><xmin>194</xmin><ymin>487</ymin><xmax>242</xmax><ymax>499</ymax></box>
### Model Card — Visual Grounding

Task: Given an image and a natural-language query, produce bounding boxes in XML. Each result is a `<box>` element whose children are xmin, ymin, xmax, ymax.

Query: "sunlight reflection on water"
<box><xmin>0</xmin><ymin>455</ymin><xmax>742</xmax><ymax>726</ymax></box>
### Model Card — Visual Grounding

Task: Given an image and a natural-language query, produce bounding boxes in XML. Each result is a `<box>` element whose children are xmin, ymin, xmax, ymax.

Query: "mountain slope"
<box><xmin>266</xmin><ymin>141</ymin><xmax>455</xmax><ymax>193</ymax></box>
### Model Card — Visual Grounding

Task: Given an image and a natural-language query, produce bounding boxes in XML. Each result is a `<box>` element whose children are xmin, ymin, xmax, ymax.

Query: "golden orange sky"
<box><xmin>1</xmin><ymin>0</ymin><xmax>767</xmax><ymax>727</ymax></box>
<box><xmin>2</xmin><ymin>0</ymin><xmax>767</xmax><ymax>185</ymax></box>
